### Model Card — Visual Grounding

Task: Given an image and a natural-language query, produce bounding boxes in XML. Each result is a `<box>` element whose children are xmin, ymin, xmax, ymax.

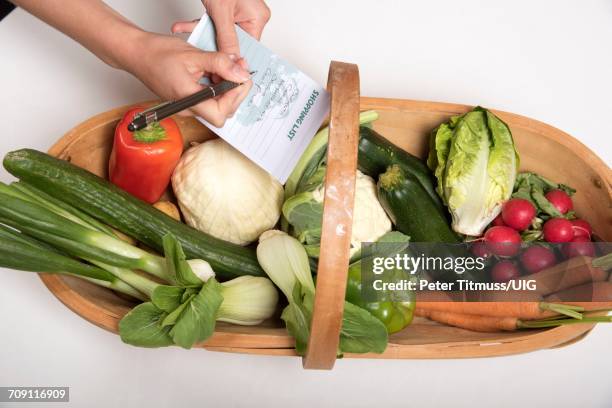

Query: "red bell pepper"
<box><xmin>109</xmin><ymin>107</ymin><xmax>183</xmax><ymax>203</ymax></box>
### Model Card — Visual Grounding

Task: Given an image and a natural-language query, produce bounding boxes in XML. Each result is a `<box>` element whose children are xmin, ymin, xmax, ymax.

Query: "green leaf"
<box><xmin>161</xmin><ymin>294</ymin><xmax>195</xmax><ymax>328</ymax></box>
<box><xmin>339</xmin><ymin>301</ymin><xmax>388</xmax><ymax>354</ymax></box>
<box><xmin>280</xmin><ymin>282</ymin><xmax>314</xmax><ymax>356</ymax></box>
<box><xmin>170</xmin><ymin>278</ymin><xmax>223</xmax><ymax>349</ymax></box>
<box><xmin>162</xmin><ymin>233</ymin><xmax>202</xmax><ymax>286</ymax></box>
<box><xmin>282</xmin><ymin>191</ymin><xmax>324</xmax><ymax>245</ymax></box>
<box><xmin>350</xmin><ymin>230</ymin><xmax>411</xmax><ymax>264</ymax></box>
<box><xmin>428</xmin><ymin>108</ymin><xmax>519</xmax><ymax>236</ymax></box>
<box><xmin>557</xmin><ymin>183</ymin><xmax>576</xmax><ymax>196</ymax></box>
<box><xmin>511</xmin><ymin>172</ymin><xmax>576</xmax><ymax>219</ymax></box>
<box><xmin>532</xmin><ymin>189</ymin><xmax>562</xmax><ymax>217</ymax></box>
<box><xmin>151</xmin><ymin>285</ymin><xmax>185</xmax><ymax>313</ymax></box>
<box><xmin>442</xmin><ymin>111</ymin><xmax>496</xmax><ymax>234</ymax></box>
<box><xmin>304</xmin><ymin>244</ymin><xmax>321</xmax><ymax>259</ymax></box>
<box><xmin>118</xmin><ymin>302</ymin><xmax>174</xmax><ymax>348</ymax></box>
<box><xmin>297</xmin><ymin>164</ymin><xmax>326</xmax><ymax>194</ymax></box>
<box><xmin>427</xmin><ymin>122</ymin><xmax>455</xmax><ymax>199</ymax></box>
<box><xmin>484</xmin><ymin>110</ymin><xmax>519</xmax><ymax>211</ymax></box>
<box><xmin>181</xmin><ymin>287</ymin><xmax>199</xmax><ymax>302</ymax></box>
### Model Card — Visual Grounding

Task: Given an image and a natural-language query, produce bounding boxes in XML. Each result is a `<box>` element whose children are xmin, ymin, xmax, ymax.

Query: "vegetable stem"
<box><xmin>378</xmin><ymin>164</ymin><xmax>403</xmax><ymax>190</ymax></box>
<box><xmin>0</xmin><ymin>181</ymin><xmax>32</xmax><ymax>201</ymax></box>
<box><xmin>132</xmin><ymin>122</ymin><xmax>167</xmax><ymax>143</ymax></box>
<box><xmin>92</xmin><ymin>261</ymin><xmax>159</xmax><ymax>298</ymax></box>
<box><xmin>540</xmin><ymin>302</ymin><xmax>585</xmax><ymax>320</ymax></box>
<box><xmin>0</xmin><ymin>192</ymin><xmax>170</xmax><ymax>280</ymax></box>
<box><xmin>0</xmin><ymin>224</ymin><xmax>149</xmax><ymax>300</ymax></box>
<box><xmin>518</xmin><ymin>315</ymin><xmax>612</xmax><ymax>329</ymax></box>
<box><xmin>82</xmin><ymin>276</ymin><xmax>147</xmax><ymax>301</ymax></box>
<box><xmin>86</xmin><ymin>233</ymin><xmax>168</xmax><ymax>280</ymax></box>
<box><xmin>11</xmin><ymin>181</ymin><xmax>116</xmax><ymax>237</ymax></box>
<box><xmin>592</xmin><ymin>253</ymin><xmax>612</xmax><ymax>270</ymax></box>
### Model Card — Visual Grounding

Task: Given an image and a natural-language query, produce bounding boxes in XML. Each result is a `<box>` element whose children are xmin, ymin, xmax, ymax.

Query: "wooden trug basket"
<box><xmin>39</xmin><ymin>62</ymin><xmax>611</xmax><ymax>370</ymax></box>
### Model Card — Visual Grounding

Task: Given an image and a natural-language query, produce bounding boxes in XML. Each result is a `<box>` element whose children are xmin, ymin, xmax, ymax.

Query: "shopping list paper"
<box><xmin>188</xmin><ymin>15</ymin><xmax>330</xmax><ymax>183</ymax></box>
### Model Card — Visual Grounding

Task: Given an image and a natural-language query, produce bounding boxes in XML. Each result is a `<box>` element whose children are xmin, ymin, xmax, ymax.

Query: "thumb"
<box><xmin>208</xmin><ymin>8</ymin><xmax>241</xmax><ymax>55</ymax></box>
<box><xmin>197</xmin><ymin>52</ymin><xmax>250</xmax><ymax>83</ymax></box>
<box><xmin>171</xmin><ymin>20</ymin><xmax>199</xmax><ymax>34</ymax></box>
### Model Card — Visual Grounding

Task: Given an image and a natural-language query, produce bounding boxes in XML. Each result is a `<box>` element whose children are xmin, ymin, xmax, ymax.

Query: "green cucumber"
<box><xmin>3</xmin><ymin>149</ymin><xmax>264</xmax><ymax>280</ymax></box>
<box><xmin>377</xmin><ymin>164</ymin><xmax>459</xmax><ymax>243</ymax></box>
<box><xmin>358</xmin><ymin>126</ymin><xmax>445</xmax><ymax>214</ymax></box>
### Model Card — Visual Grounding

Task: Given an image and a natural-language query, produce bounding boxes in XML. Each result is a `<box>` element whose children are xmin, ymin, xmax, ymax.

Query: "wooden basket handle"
<box><xmin>302</xmin><ymin>61</ymin><xmax>360</xmax><ymax>369</ymax></box>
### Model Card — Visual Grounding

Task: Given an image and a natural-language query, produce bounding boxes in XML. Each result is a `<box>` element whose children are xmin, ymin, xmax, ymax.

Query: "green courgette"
<box><xmin>377</xmin><ymin>165</ymin><xmax>488</xmax><ymax>282</ymax></box>
<box><xmin>377</xmin><ymin>164</ymin><xmax>459</xmax><ymax>243</ymax></box>
<box><xmin>3</xmin><ymin>149</ymin><xmax>264</xmax><ymax>280</ymax></box>
<box><xmin>358</xmin><ymin>126</ymin><xmax>445</xmax><ymax>214</ymax></box>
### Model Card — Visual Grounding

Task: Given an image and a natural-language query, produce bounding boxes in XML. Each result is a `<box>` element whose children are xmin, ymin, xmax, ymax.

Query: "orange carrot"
<box><xmin>415</xmin><ymin>308</ymin><xmax>612</xmax><ymax>332</ymax></box>
<box><xmin>415</xmin><ymin>308</ymin><xmax>518</xmax><ymax>332</ymax></box>
<box><xmin>415</xmin><ymin>301</ymin><xmax>555</xmax><ymax>319</ymax></box>
<box><xmin>416</xmin><ymin>289</ymin><xmax>541</xmax><ymax>302</ymax></box>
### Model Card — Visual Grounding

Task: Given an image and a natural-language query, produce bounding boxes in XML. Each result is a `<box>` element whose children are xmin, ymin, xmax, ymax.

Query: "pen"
<box><xmin>128</xmin><ymin>72</ymin><xmax>255</xmax><ymax>132</ymax></box>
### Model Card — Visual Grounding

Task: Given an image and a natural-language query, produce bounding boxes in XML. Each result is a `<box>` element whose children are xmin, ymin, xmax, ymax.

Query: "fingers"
<box><xmin>236</xmin><ymin>57</ymin><xmax>249</xmax><ymax>71</ymax></box>
<box><xmin>196</xmin><ymin>52</ymin><xmax>250</xmax><ymax>83</ymax></box>
<box><xmin>180</xmin><ymin>51</ymin><xmax>252</xmax><ymax>127</ymax></box>
<box><xmin>171</xmin><ymin>20</ymin><xmax>199</xmax><ymax>34</ymax></box>
<box><xmin>207</xmin><ymin>5</ymin><xmax>241</xmax><ymax>55</ymax></box>
<box><xmin>237</xmin><ymin>9</ymin><xmax>270</xmax><ymax>39</ymax></box>
<box><xmin>190</xmin><ymin>80</ymin><xmax>252</xmax><ymax>127</ymax></box>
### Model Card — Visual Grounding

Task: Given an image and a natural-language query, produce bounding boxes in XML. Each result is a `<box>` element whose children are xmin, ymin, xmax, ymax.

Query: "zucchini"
<box><xmin>377</xmin><ymin>165</ymin><xmax>488</xmax><ymax>282</ymax></box>
<box><xmin>3</xmin><ymin>149</ymin><xmax>264</xmax><ymax>280</ymax></box>
<box><xmin>358</xmin><ymin>126</ymin><xmax>445</xmax><ymax>214</ymax></box>
<box><xmin>377</xmin><ymin>164</ymin><xmax>459</xmax><ymax>243</ymax></box>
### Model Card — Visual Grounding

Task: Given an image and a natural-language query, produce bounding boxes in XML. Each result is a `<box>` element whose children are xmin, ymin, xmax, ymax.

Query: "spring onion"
<box><xmin>0</xmin><ymin>223</ymin><xmax>146</xmax><ymax>300</ymax></box>
<box><xmin>0</xmin><ymin>190</ymin><xmax>169</xmax><ymax>280</ymax></box>
<box><xmin>10</xmin><ymin>181</ymin><xmax>117</xmax><ymax>236</ymax></box>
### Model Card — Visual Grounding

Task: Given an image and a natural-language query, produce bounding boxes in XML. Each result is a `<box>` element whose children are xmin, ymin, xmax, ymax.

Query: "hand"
<box><xmin>172</xmin><ymin>0</ymin><xmax>271</xmax><ymax>54</ymax></box>
<box><xmin>122</xmin><ymin>32</ymin><xmax>252</xmax><ymax>127</ymax></box>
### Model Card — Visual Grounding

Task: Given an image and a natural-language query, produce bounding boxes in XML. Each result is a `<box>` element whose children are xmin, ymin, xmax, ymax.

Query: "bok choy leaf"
<box><xmin>256</xmin><ymin>230</ymin><xmax>388</xmax><ymax>356</ymax></box>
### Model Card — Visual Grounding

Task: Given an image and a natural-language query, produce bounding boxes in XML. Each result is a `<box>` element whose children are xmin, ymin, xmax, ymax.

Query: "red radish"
<box><xmin>520</xmin><ymin>245</ymin><xmax>556</xmax><ymax>274</ymax></box>
<box><xmin>502</xmin><ymin>198</ymin><xmax>536</xmax><ymax>231</ymax></box>
<box><xmin>545</xmin><ymin>189</ymin><xmax>573</xmax><ymax>214</ymax></box>
<box><xmin>491</xmin><ymin>261</ymin><xmax>521</xmax><ymax>282</ymax></box>
<box><xmin>471</xmin><ymin>241</ymin><xmax>492</xmax><ymax>259</ymax></box>
<box><xmin>562</xmin><ymin>236</ymin><xmax>596</xmax><ymax>258</ymax></box>
<box><xmin>484</xmin><ymin>226</ymin><xmax>522</xmax><ymax>257</ymax></box>
<box><xmin>543</xmin><ymin>218</ymin><xmax>574</xmax><ymax>243</ymax></box>
<box><xmin>492</xmin><ymin>213</ymin><xmax>506</xmax><ymax>227</ymax></box>
<box><xmin>571</xmin><ymin>219</ymin><xmax>592</xmax><ymax>239</ymax></box>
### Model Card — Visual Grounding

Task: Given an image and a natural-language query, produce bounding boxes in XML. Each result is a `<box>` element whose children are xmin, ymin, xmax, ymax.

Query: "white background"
<box><xmin>0</xmin><ymin>1</ymin><xmax>610</xmax><ymax>407</ymax></box>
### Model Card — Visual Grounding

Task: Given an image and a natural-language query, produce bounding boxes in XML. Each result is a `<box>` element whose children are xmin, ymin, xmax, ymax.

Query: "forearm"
<box><xmin>11</xmin><ymin>0</ymin><xmax>144</xmax><ymax>69</ymax></box>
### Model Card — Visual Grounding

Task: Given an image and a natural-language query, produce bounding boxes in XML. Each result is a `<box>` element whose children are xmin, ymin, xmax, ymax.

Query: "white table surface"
<box><xmin>0</xmin><ymin>1</ymin><xmax>610</xmax><ymax>407</ymax></box>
